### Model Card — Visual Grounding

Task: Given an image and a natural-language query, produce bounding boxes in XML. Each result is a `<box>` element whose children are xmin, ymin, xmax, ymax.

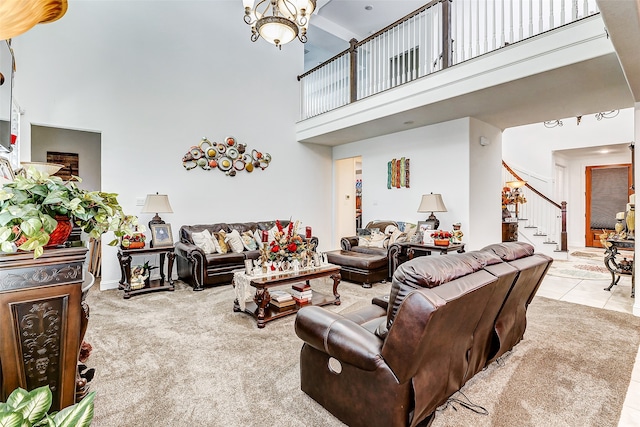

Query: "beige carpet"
<box><xmin>84</xmin><ymin>278</ymin><xmax>640</xmax><ymax>427</ymax></box>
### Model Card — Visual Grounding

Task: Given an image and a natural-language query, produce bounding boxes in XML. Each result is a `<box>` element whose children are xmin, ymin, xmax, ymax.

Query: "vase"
<box><xmin>433</xmin><ymin>239</ymin><xmax>450</xmax><ymax>247</ymax></box>
<box><xmin>46</xmin><ymin>216</ymin><xmax>73</xmax><ymax>247</ymax></box>
<box><xmin>626</xmin><ymin>207</ymin><xmax>635</xmax><ymax>239</ymax></box>
<box><xmin>126</xmin><ymin>241</ymin><xmax>145</xmax><ymax>249</ymax></box>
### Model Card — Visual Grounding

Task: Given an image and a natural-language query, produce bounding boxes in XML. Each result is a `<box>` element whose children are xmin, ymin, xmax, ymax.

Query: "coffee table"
<box><xmin>389</xmin><ymin>241</ymin><xmax>466</xmax><ymax>274</ymax></box>
<box><xmin>233</xmin><ymin>264</ymin><xmax>341</xmax><ymax>328</ymax></box>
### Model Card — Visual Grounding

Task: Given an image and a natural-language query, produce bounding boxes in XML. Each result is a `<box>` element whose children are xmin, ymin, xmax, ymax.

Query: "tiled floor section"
<box><xmin>536</xmin><ymin>248</ymin><xmax>638</xmax><ymax>427</ymax></box>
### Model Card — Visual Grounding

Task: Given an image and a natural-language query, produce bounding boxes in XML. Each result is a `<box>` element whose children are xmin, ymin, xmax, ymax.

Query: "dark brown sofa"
<box><xmin>175</xmin><ymin>220</ymin><xmax>318</xmax><ymax>291</ymax></box>
<box><xmin>294</xmin><ymin>242</ymin><xmax>552</xmax><ymax>427</ymax></box>
<box><xmin>326</xmin><ymin>220</ymin><xmax>404</xmax><ymax>288</ymax></box>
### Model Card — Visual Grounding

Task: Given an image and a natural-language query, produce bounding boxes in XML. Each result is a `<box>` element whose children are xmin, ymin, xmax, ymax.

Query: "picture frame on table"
<box><xmin>418</xmin><ymin>220</ymin><xmax>437</xmax><ymax>243</ymax></box>
<box><xmin>150</xmin><ymin>223</ymin><xmax>173</xmax><ymax>248</ymax></box>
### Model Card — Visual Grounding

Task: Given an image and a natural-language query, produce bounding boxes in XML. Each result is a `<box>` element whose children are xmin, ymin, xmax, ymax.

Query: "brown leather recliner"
<box><xmin>294</xmin><ymin>242</ymin><xmax>552</xmax><ymax>427</ymax></box>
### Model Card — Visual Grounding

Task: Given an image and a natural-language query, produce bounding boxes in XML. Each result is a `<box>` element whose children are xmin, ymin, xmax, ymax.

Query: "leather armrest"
<box><xmin>341</xmin><ymin>236</ymin><xmax>359</xmax><ymax>251</ymax></box>
<box><xmin>371</xmin><ymin>295</ymin><xmax>389</xmax><ymax>310</ymax></box>
<box><xmin>295</xmin><ymin>306</ymin><xmax>384</xmax><ymax>371</ymax></box>
<box><xmin>174</xmin><ymin>241</ymin><xmax>204</xmax><ymax>260</ymax></box>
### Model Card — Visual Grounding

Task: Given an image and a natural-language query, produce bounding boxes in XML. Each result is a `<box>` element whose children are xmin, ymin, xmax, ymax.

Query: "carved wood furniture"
<box><xmin>0</xmin><ymin>247</ymin><xmax>87</xmax><ymax>411</ymax></box>
<box><xmin>233</xmin><ymin>264</ymin><xmax>341</xmax><ymax>328</ymax></box>
<box><xmin>117</xmin><ymin>246</ymin><xmax>175</xmax><ymax>299</ymax></box>
<box><xmin>502</xmin><ymin>221</ymin><xmax>518</xmax><ymax>242</ymax></box>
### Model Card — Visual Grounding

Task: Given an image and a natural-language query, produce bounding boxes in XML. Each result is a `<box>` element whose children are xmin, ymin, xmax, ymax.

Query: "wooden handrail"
<box><xmin>502</xmin><ymin>160</ymin><xmax>567</xmax><ymax>251</ymax></box>
<box><xmin>502</xmin><ymin>161</ymin><xmax>561</xmax><ymax>209</ymax></box>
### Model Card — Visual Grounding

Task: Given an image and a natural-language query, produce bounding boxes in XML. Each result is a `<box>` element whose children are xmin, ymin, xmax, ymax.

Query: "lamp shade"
<box><xmin>417</xmin><ymin>193</ymin><xmax>447</xmax><ymax>213</ymax></box>
<box><xmin>256</xmin><ymin>16</ymin><xmax>298</xmax><ymax>46</ymax></box>
<box><xmin>141</xmin><ymin>194</ymin><xmax>173</xmax><ymax>214</ymax></box>
<box><xmin>506</xmin><ymin>180</ymin><xmax>527</xmax><ymax>189</ymax></box>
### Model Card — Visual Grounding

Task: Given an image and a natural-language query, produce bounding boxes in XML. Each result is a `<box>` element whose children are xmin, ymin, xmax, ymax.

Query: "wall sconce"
<box><xmin>595</xmin><ymin>110</ymin><xmax>619</xmax><ymax>121</ymax></box>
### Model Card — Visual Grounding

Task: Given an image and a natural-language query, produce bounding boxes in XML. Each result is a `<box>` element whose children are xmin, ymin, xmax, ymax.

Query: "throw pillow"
<box><xmin>358</xmin><ymin>232</ymin><xmax>388</xmax><ymax>248</ymax></box>
<box><xmin>389</xmin><ymin>228</ymin><xmax>406</xmax><ymax>245</ymax></box>
<box><xmin>215</xmin><ymin>231</ymin><xmax>229</xmax><ymax>254</ymax></box>
<box><xmin>253</xmin><ymin>229</ymin><xmax>264</xmax><ymax>247</ymax></box>
<box><xmin>191</xmin><ymin>230</ymin><xmax>216</xmax><ymax>254</ymax></box>
<box><xmin>241</xmin><ymin>231</ymin><xmax>258</xmax><ymax>251</ymax></box>
<box><xmin>225</xmin><ymin>229</ymin><xmax>245</xmax><ymax>253</ymax></box>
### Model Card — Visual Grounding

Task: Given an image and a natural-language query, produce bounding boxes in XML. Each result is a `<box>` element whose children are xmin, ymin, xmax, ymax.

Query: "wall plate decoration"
<box><xmin>387</xmin><ymin>157</ymin><xmax>410</xmax><ymax>188</ymax></box>
<box><xmin>182</xmin><ymin>137</ymin><xmax>271</xmax><ymax>177</ymax></box>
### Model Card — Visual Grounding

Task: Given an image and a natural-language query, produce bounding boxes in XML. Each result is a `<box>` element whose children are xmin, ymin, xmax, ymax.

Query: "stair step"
<box><xmin>533</xmin><ymin>233</ymin><xmax>547</xmax><ymax>237</ymax></box>
<box><xmin>543</xmin><ymin>241</ymin><xmax>557</xmax><ymax>244</ymax></box>
<box><xmin>524</xmin><ymin>226</ymin><xmax>537</xmax><ymax>229</ymax></box>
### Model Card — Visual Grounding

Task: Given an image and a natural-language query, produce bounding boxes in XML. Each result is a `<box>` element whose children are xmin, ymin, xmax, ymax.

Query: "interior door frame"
<box><xmin>585</xmin><ymin>163</ymin><xmax>632</xmax><ymax>247</ymax></box>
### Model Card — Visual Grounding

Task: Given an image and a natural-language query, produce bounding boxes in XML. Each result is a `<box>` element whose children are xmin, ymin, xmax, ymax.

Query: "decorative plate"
<box><xmin>234</xmin><ymin>159</ymin><xmax>245</xmax><ymax>171</ymax></box>
<box><xmin>227</xmin><ymin>147</ymin><xmax>239</xmax><ymax>159</ymax></box>
<box><xmin>218</xmin><ymin>156</ymin><xmax>233</xmax><ymax>171</ymax></box>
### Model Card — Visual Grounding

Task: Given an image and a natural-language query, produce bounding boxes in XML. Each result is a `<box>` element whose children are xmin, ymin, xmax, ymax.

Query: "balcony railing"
<box><xmin>298</xmin><ymin>0</ymin><xmax>599</xmax><ymax>120</ymax></box>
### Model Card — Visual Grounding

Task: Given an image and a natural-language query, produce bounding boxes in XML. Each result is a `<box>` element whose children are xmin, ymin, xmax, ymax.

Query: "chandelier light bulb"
<box><xmin>244</xmin><ymin>0</ymin><xmax>316</xmax><ymax>48</ymax></box>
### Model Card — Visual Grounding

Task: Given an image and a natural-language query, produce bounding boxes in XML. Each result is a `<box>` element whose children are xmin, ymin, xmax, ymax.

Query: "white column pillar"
<box><xmin>633</xmin><ymin>103</ymin><xmax>640</xmax><ymax>316</ymax></box>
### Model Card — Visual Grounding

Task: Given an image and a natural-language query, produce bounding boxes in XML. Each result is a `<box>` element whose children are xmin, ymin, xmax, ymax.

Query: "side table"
<box><xmin>117</xmin><ymin>246</ymin><xmax>175</xmax><ymax>299</ymax></box>
<box><xmin>390</xmin><ymin>241</ymin><xmax>465</xmax><ymax>275</ymax></box>
<box><xmin>604</xmin><ymin>238</ymin><xmax>635</xmax><ymax>298</ymax></box>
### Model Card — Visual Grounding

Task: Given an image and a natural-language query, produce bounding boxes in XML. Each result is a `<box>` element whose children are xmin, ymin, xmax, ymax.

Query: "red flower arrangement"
<box><xmin>431</xmin><ymin>230</ymin><xmax>452</xmax><ymax>240</ymax></box>
<box><xmin>264</xmin><ymin>220</ymin><xmax>308</xmax><ymax>265</ymax></box>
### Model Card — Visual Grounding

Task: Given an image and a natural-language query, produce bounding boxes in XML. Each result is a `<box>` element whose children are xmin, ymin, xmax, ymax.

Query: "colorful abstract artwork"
<box><xmin>387</xmin><ymin>157</ymin><xmax>410</xmax><ymax>189</ymax></box>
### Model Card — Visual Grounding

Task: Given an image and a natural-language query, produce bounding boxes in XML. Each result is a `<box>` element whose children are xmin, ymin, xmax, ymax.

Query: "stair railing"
<box><xmin>502</xmin><ymin>160</ymin><xmax>567</xmax><ymax>252</ymax></box>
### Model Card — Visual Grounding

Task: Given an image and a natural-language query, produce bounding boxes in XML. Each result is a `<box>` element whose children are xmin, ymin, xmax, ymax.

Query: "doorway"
<box><xmin>335</xmin><ymin>156</ymin><xmax>361</xmax><ymax>247</ymax></box>
<box><xmin>585</xmin><ymin>164</ymin><xmax>632</xmax><ymax>247</ymax></box>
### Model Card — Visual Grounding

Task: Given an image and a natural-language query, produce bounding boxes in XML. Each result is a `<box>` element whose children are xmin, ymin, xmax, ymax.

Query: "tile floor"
<box><xmin>535</xmin><ymin>247</ymin><xmax>638</xmax><ymax>427</ymax></box>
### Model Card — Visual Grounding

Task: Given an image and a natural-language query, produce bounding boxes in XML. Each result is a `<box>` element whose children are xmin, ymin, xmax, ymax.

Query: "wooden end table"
<box><xmin>117</xmin><ymin>246</ymin><xmax>175</xmax><ymax>299</ymax></box>
<box><xmin>390</xmin><ymin>241</ymin><xmax>466</xmax><ymax>274</ymax></box>
<box><xmin>233</xmin><ymin>264</ymin><xmax>341</xmax><ymax>328</ymax></box>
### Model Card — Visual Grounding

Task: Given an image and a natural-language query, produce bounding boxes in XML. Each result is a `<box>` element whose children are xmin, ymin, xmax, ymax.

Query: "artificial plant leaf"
<box><xmin>0</xmin><ymin>226</ymin><xmax>12</xmax><ymax>241</ymax></box>
<box><xmin>54</xmin><ymin>392</ymin><xmax>94</xmax><ymax>427</ymax></box>
<box><xmin>20</xmin><ymin>218</ymin><xmax>43</xmax><ymax>237</ymax></box>
<box><xmin>5</xmin><ymin>388</ymin><xmax>29</xmax><ymax>410</ymax></box>
<box><xmin>0</xmin><ymin>411</ymin><xmax>23</xmax><ymax>427</ymax></box>
<box><xmin>41</xmin><ymin>215</ymin><xmax>58</xmax><ymax>233</ymax></box>
<box><xmin>15</xmin><ymin>386</ymin><xmax>50</xmax><ymax>424</ymax></box>
<box><xmin>0</xmin><ymin>241</ymin><xmax>15</xmax><ymax>253</ymax></box>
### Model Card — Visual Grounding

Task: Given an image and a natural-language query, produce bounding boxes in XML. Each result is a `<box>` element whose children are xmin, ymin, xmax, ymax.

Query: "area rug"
<box><xmin>547</xmin><ymin>260</ymin><xmax>612</xmax><ymax>280</ymax></box>
<box><xmin>83</xmin><ymin>280</ymin><xmax>640</xmax><ymax>427</ymax></box>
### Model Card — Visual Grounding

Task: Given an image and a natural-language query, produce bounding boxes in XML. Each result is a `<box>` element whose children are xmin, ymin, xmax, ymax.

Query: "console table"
<box><xmin>604</xmin><ymin>238</ymin><xmax>635</xmax><ymax>298</ymax></box>
<box><xmin>117</xmin><ymin>246</ymin><xmax>175</xmax><ymax>299</ymax></box>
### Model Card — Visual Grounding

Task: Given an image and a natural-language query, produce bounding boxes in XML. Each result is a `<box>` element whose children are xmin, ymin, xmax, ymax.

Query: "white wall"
<box><xmin>504</xmin><ymin>108</ymin><xmax>635</xmax><ymax>248</ymax></box>
<box><xmin>334</xmin><ymin>157</ymin><xmax>356</xmax><ymax>244</ymax></box>
<box><xmin>13</xmin><ymin>1</ymin><xmax>332</xmax><ymax>288</ymax></box>
<box><xmin>31</xmin><ymin>125</ymin><xmax>101</xmax><ymax>191</ymax></box>
<box><xmin>332</xmin><ymin>118</ymin><xmax>502</xmax><ymax>250</ymax></box>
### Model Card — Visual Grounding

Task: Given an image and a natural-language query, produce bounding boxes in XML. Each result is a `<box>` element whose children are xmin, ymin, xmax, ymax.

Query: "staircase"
<box><xmin>503</xmin><ymin>161</ymin><xmax>568</xmax><ymax>260</ymax></box>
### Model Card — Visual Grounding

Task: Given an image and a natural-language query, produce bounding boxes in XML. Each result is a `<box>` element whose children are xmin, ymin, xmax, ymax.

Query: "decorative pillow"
<box><xmin>267</xmin><ymin>225</ymin><xmax>279</xmax><ymax>243</ymax></box>
<box><xmin>358</xmin><ymin>232</ymin><xmax>388</xmax><ymax>248</ymax></box>
<box><xmin>389</xmin><ymin>228</ymin><xmax>406</xmax><ymax>245</ymax></box>
<box><xmin>404</xmin><ymin>223</ymin><xmax>417</xmax><ymax>240</ymax></box>
<box><xmin>225</xmin><ymin>229</ymin><xmax>245</xmax><ymax>253</ymax></box>
<box><xmin>191</xmin><ymin>230</ymin><xmax>216</xmax><ymax>254</ymax></box>
<box><xmin>215</xmin><ymin>231</ymin><xmax>229</xmax><ymax>254</ymax></box>
<box><xmin>242</xmin><ymin>231</ymin><xmax>258</xmax><ymax>251</ymax></box>
<box><xmin>254</xmin><ymin>229</ymin><xmax>264</xmax><ymax>247</ymax></box>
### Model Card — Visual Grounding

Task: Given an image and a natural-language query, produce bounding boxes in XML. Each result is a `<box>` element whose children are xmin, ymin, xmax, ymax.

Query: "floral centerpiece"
<box><xmin>431</xmin><ymin>230</ymin><xmax>452</xmax><ymax>246</ymax></box>
<box><xmin>260</xmin><ymin>219</ymin><xmax>313</xmax><ymax>270</ymax></box>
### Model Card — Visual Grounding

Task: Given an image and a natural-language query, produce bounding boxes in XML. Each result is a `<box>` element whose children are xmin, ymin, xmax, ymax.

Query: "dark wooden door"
<box><xmin>585</xmin><ymin>164</ymin><xmax>632</xmax><ymax>247</ymax></box>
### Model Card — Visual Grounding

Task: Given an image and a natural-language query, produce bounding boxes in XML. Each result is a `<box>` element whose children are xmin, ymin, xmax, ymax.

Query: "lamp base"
<box><xmin>148</xmin><ymin>214</ymin><xmax>165</xmax><ymax>248</ymax></box>
<box><xmin>428</xmin><ymin>213</ymin><xmax>440</xmax><ymax>230</ymax></box>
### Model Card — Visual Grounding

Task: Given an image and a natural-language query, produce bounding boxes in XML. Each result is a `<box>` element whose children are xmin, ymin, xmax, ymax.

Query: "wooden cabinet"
<box><xmin>0</xmin><ymin>247</ymin><xmax>87</xmax><ymax>411</ymax></box>
<box><xmin>502</xmin><ymin>222</ymin><xmax>518</xmax><ymax>242</ymax></box>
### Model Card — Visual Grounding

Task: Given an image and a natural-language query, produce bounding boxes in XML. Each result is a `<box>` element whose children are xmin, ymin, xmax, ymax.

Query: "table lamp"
<box><xmin>141</xmin><ymin>193</ymin><xmax>173</xmax><ymax>230</ymax></box>
<box><xmin>417</xmin><ymin>193</ymin><xmax>447</xmax><ymax>229</ymax></box>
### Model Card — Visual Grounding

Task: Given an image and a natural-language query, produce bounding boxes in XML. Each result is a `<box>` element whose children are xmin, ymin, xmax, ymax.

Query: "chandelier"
<box><xmin>243</xmin><ymin>0</ymin><xmax>316</xmax><ymax>49</ymax></box>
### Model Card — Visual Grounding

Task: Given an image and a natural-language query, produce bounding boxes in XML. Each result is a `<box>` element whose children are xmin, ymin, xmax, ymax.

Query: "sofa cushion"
<box><xmin>382</xmin><ymin>253</ymin><xmax>485</xmax><ymax>338</ymax></box>
<box><xmin>205</xmin><ymin>251</ymin><xmax>245</xmax><ymax>266</ymax></box>
<box><xmin>481</xmin><ymin>242</ymin><xmax>534</xmax><ymax>261</ymax></box>
<box><xmin>192</xmin><ymin>229</ymin><xmax>216</xmax><ymax>254</ymax></box>
<box><xmin>225</xmin><ymin>229</ymin><xmax>245</xmax><ymax>253</ymax></box>
<box><xmin>326</xmin><ymin>250</ymin><xmax>388</xmax><ymax>270</ymax></box>
<box><xmin>358</xmin><ymin>232</ymin><xmax>388</xmax><ymax>248</ymax></box>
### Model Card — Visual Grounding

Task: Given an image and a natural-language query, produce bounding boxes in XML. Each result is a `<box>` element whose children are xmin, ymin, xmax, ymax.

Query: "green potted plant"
<box><xmin>0</xmin><ymin>385</ymin><xmax>95</xmax><ymax>426</ymax></box>
<box><xmin>0</xmin><ymin>168</ymin><xmax>139</xmax><ymax>258</ymax></box>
